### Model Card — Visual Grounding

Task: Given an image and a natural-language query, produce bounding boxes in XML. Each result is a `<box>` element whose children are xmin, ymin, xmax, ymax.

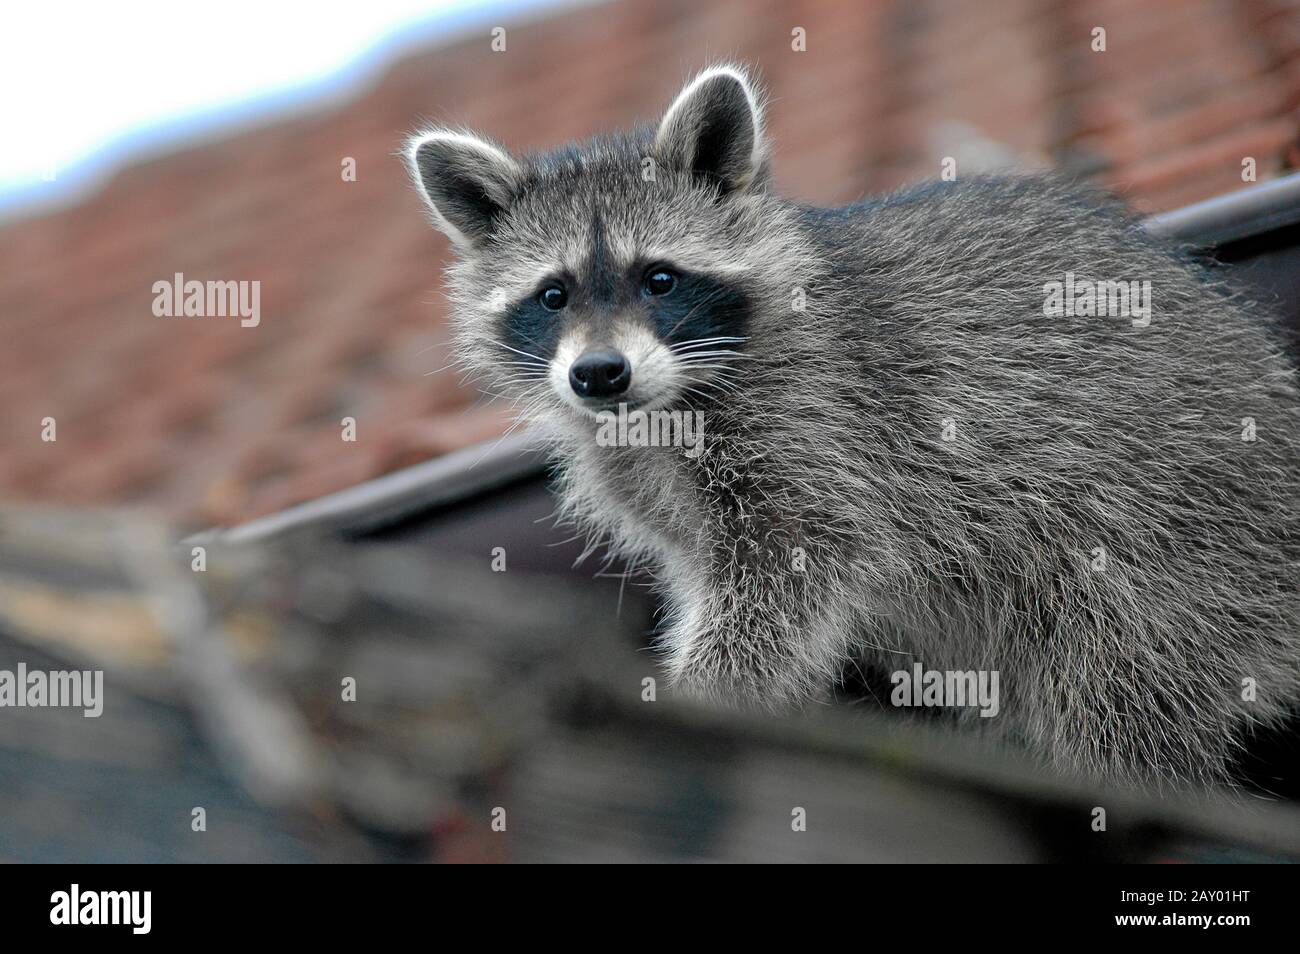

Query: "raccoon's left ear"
<box><xmin>406</xmin><ymin>129</ymin><xmax>522</xmax><ymax>250</ymax></box>
<box><xmin>654</xmin><ymin>65</ymin><xmax>769</xmax><ymax>196</ymax></box>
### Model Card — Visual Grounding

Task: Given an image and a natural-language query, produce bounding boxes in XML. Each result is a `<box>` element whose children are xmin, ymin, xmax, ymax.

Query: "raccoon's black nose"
<box><xmin>569</xmin><ymin>350</ymin><xmax>631</xmax><ymax>399</ymax></box>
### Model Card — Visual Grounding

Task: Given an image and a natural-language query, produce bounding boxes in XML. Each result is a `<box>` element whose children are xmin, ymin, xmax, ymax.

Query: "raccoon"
<box><xmin>407</xmin><ymin>65</ymin><xmax>1300</xmax><ymax>787</ymax></box>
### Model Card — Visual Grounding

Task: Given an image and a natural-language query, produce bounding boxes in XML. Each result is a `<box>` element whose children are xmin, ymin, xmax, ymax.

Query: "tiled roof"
<box><xmin>5</xmin><ymin>0</ymin><xmax>1298</xmax><ymax>530</ymax></box>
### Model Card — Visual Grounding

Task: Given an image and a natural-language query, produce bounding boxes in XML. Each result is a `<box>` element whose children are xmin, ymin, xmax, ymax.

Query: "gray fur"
<box><xmin>408</xmin><ymin>65</ymin><xmax>1300</xmax><ymax>788</ymax></box>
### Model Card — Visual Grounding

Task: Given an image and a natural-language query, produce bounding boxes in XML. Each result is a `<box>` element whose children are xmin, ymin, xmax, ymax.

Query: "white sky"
<box><xmin>0</xmin><ymin>0</ymin><xmax>558</xmax><ymax>215</ymax></box>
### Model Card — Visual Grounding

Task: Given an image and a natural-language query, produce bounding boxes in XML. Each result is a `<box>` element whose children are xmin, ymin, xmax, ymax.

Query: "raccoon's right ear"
<box><xmin>406</xmin><ymin>130</ymin><xmax>522</xmax><ymax>250</ymax></box>
<box><xmin>654</xmin><ymin>65</ymin><xmax>769</xmax><ymax>196</ymax></box>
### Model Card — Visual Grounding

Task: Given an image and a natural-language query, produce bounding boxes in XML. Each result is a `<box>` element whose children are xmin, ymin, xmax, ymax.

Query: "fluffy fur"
<box><xmin>408</xmin><ymin>64</ymin><xmax>1300</xmax><ymax>787</ymax></box>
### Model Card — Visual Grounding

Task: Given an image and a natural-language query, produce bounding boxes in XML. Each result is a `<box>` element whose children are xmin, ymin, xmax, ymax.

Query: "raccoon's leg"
<box><xmin>655</xmin><ymin>554</ymin><xmax>854</xmax><ymax>708</ymax></box>
<box><xmin>1003</xmin><ymin>606</ymin><xmax>1249</xmax><ymax>786</ymax></box>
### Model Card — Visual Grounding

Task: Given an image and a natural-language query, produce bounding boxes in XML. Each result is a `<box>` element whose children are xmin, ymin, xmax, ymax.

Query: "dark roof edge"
<box><xmin>196</xmin><ymin>432</ymin><xmax>544</xmax><ymax>544</ymax></box>
<box><xmin>207</xmin><ymin>173</ymin><xmax>1300</xmax><ymax>543</ymax></box>
<box><xmin>1142</xmin><ymin>171</ymin><xmax>1300</xmax><ymax>246</ymax></box>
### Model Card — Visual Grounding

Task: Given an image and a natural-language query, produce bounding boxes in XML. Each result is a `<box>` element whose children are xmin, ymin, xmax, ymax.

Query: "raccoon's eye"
<box><xmin>643</xmin><ymin>269</ymin><xmax>677</xmax><ymax>297</ymax></box>
<box><xmin>539</xmin><ymin>285</ymin><xmax>568</xmax><ymax>311</ymax></box>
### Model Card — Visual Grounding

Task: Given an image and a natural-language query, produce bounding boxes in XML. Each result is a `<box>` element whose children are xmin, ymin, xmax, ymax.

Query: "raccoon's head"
<box><xmin>407</xmin><ymin>65</ymin><xmax>804</xmax><ymax>424</ymax></box>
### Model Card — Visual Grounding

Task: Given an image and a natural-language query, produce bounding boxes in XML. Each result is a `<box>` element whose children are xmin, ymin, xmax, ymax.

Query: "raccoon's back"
<box><xmin>805</xmin><ymin>175</ymin><xmax>1300</xmax><ymax>677</ymax></box>
<box><xmin>814</xmin><ymin>176</ymin><xmax>1300</xmax><ymax>548</ymax></box>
